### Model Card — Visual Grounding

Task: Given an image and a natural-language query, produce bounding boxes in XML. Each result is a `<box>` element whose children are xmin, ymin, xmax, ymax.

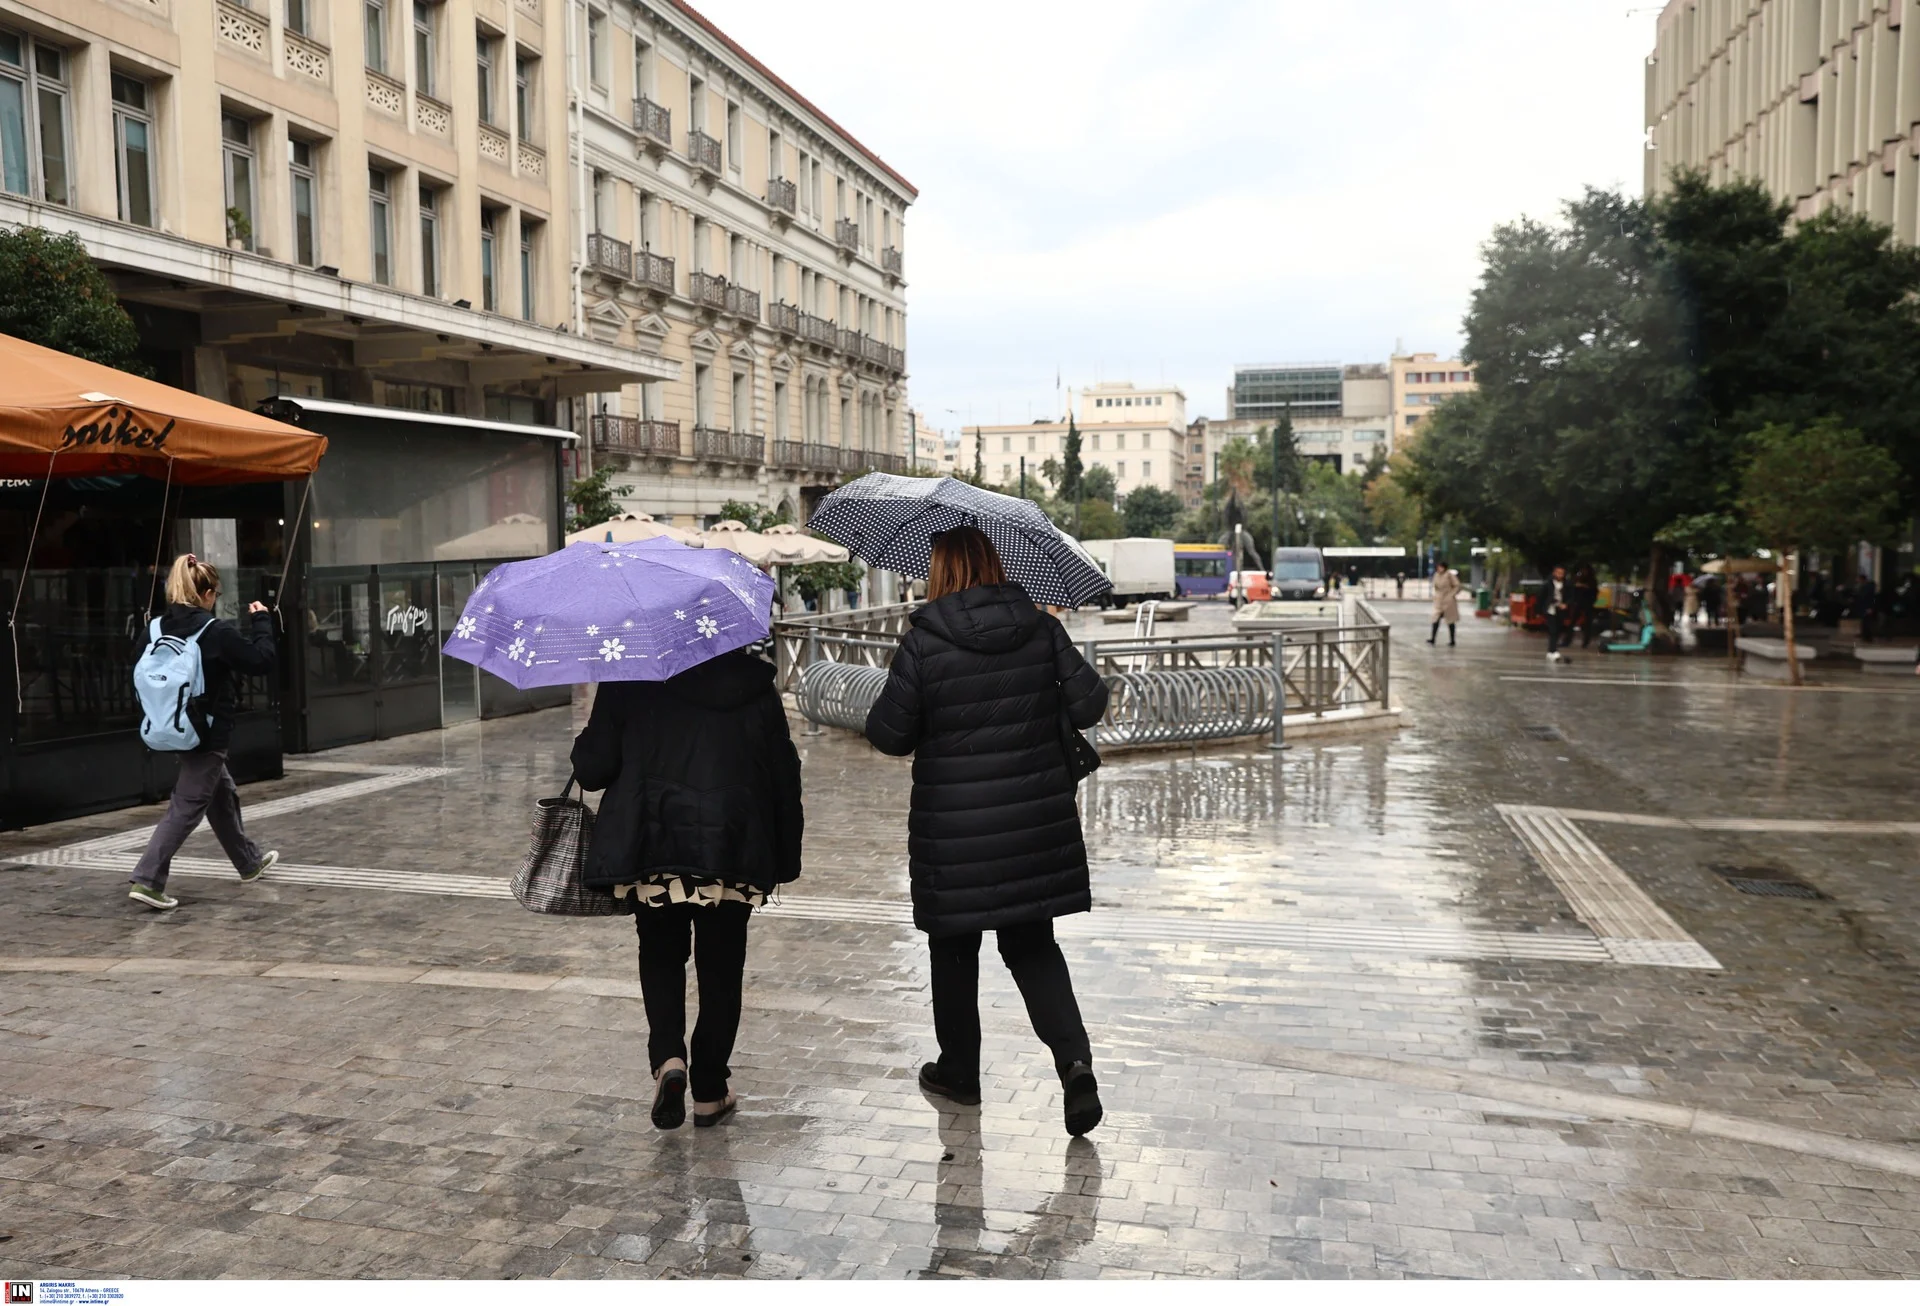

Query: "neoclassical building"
<box><xmin>569</xmin><ymin>0</ymin><xmax>915</xmax><ymax>526</ymax></box>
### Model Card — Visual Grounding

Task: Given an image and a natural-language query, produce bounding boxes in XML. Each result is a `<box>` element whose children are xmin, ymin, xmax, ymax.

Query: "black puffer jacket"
<box><xmin>864</xmin><ymin>584</ymin><xmax>1109</xmax><ymax>936</ymax></box>
<box><xmin>133</xmin><ymin>604</ymin><xmax>277</xmax><ymax>753</ymax></box>
<box><xmin>572</xmin><ymin>651</ymin><xmax>804</xmax><ymax>893</ymax></box>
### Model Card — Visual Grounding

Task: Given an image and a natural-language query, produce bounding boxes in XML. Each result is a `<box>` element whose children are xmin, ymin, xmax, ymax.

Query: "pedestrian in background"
<box><xmin>1541</xmin><ymin>565</ymin><xmax>1573</xmax><ymax>661</ymax></box>
<box><xmin>1855</xmin><ymin>572</ymin><xmax>1878</xmax><ymax>642</ymax></box>
<box><xmin>127</xmin><ymin>554</ymin><xmax>279</xmax><ymax>911</ymax></box>
<box><xmin>864</xmin><ymin>526</ymin><xmax>1110</xmax><ymax>1137</ymax></box>
<box><xmin>1428</xmin><ymin>562</ymin><xmax>1462</xmax><ymax>646</ymax></box>
<box><xmin>1571</xmin><ymin>566</ymin><xmax>1599</xmax><ymax>647</ymax></box>
<box><xmin>572</xmin><ymin>649</ymin><xmax>805</xmax><ymax>1130</ymax></box>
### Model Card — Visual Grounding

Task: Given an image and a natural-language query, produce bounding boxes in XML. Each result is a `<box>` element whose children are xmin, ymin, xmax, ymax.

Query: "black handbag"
<box><xmin>1058</xmin><ymin>689</ymin><xmax>1101</xmax><ymax>784</ymax></box>
<box><xmin>511</xmin><ymin>775</ymin><xmax>620</xmax><ymax>917</ymax></box>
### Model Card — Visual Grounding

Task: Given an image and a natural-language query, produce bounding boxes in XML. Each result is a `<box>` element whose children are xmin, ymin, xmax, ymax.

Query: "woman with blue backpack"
<box><xmin>127</xmin><ymin>553</ymin><xmax>280</xmax><ymax>911</ymax></box>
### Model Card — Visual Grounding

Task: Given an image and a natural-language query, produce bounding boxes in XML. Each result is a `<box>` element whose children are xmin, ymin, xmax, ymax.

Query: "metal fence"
<box><xmin>776</xmin><ymin>603</ymin><xmax>1392</xmax><ymax>749</ymax></box>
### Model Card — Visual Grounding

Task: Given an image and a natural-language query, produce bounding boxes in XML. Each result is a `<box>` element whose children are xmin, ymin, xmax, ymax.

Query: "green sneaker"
<box><xmin>239</xmin><ymin>850</ymin><xmax>278</xmax><ymax>883</ymax></box>
<box><xmin>128</xmin><ymin>883</ymin><xmax>179</xmax><ymax>911</ymax></box>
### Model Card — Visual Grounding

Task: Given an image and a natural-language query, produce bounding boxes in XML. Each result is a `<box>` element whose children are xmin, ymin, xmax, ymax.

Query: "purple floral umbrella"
<box><xmin>441</xmin><ymin>538</ymin><xmax>775</xmax><ymax>689</ymax></box>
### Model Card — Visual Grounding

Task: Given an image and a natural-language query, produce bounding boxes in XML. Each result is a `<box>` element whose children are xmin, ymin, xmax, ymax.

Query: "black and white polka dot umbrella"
<box><xmin>807</xmin><ymin>473</ymin><xmax>1113</xmax><ymax>609</ymax></box>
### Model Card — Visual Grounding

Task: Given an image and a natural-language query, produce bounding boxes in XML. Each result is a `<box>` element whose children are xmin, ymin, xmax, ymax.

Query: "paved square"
<box><xmin>5</xmin><ymin>602</ymin><xmax>1920</xmax><ymax>1278</ymax></box>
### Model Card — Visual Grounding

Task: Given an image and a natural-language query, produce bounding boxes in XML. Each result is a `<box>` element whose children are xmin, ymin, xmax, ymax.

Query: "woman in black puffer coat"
<box><xmin>865</xmin><ymin>526</ymin><xmax>1109</xmax><ymax>1136</ymax></box>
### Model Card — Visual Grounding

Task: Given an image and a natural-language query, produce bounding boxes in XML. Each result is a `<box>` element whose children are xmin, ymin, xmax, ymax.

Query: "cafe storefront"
<box><xmin>2</xmin><ymin>400</ymin><xmax>575</xmax><ymax>828</ymax></box>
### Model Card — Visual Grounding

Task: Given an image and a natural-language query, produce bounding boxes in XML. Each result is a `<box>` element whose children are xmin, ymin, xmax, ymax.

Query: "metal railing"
<box><xmin>687</xmin><ymin>128</ymin><xmax>722</xmax><ymax>174</ymax></box>
<box><xmin>887</xmin><ymin>345</ymin><xmax>906</xmax><ymax>374</ymax></box>
<box><xmin>633</xmin><ymin>249</ymin><xmax>674</xmax><ymax>295</ymax></box>
<box><xmin>585</xmin><ymin>232</ymin><xmax>630</xmax><ymax>280</ymax></box>
<box><xmin>778</xmin><ymin>607</ymin><xmax>1393</xmax><ymax>748</ymax></box>
<box><xmin>767</xmin><ymin>176</ymin><xmax>797</xmax><ymax>214</ymax></box>
<box><xmin>770</xmin><ymin>438</ymin><xmax>807</xmax><ymax>467</ymax></box>
<box><xmin>880</xmin><ymin>245</ymin><xmax>903</xmax><ymax>277</ymax></box>
<box><xmin>836</xmin><ymin>326</ymin><xmax>863</xmax><ymax>357</ymax></box>
<box><xmin>634</xmin><ymin>96</ymin><xmax>671</xmax><ymax>146</ymax></box>
<box><xmin>798</xmin><ymin>311</ymin><xmax>837</xmax><ymax>347</ymax></box>
<box><xmin>689</xmin><ymin>270</ymin><xmax>728</xmax><ymax>310</ymax></box>
<box><xmin>768</xmin><ymin>301</ymin><xmax>800</xmax><ymax>335</ymax></box>
<box><xmin>802</xmin><ymin>441</ymin><xmax>843</xmax><ymax>472</ymax></box>
<box><xmin>725</xmin><ymin>283</ymin><xmax>761</xmax><ymax>321</ymax></box>
<box><xmin>692</xmin><ymin>426</ymin><xmax>762</xmax><ymax>463</ymax></box>
<box><xmin>589</xmin><ymin>414</ymin><xmax>681</xmax><ymax>457</ymax></box>
<box><xmin>835</xmin><ymin>217</ymin><xmax>859</xmax><ymax>252</ymax></box>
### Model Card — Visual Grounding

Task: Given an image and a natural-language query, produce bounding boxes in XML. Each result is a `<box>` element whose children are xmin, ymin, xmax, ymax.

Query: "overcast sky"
<box><xmin>698</xmin><ymin>0</ymin><xmax>1656</xmax><ymax>430</ymax></box>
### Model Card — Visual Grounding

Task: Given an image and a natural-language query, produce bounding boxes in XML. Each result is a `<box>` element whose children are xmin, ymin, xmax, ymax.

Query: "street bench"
<box><xmin>1736</xmin><ymin>636</ymin><xmax>1817</xmax><ymax>680</ymax></box>
<box><xmin>1854</xmin><ymin>645</ymin><xmax>1919</xmax><ymax>675</ymax></box>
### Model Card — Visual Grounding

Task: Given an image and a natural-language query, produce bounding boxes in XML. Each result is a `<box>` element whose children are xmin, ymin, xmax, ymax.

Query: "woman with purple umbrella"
<box><xmin>444</xmin><ymin>539</ymin><xmax>803</xmax><ymax>1129</ymax></box>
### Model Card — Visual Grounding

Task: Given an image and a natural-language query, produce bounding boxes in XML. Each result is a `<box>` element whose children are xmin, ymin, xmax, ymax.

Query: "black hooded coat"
<box><xmin>571</xmin><ymin>651</ymin><xmax>804</xmax><ymax>893</ymax></box>
<box><xmin>863</xmin><ymin>583</ymin><xmax>1108</xmax><ymax>935</ymax></box>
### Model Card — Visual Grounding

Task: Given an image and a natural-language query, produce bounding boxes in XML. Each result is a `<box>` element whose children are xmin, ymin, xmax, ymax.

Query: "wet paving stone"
<box><xmin>3</xmin><ymin>600</ymin><xmax>1920</xmax><ymax>1278</ymax></box>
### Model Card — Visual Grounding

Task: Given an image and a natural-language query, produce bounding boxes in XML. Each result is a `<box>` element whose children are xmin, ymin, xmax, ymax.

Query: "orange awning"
<box><xmin>0</xmin><ymin>331</ymin><xmax>326</xmax><ymax>485</ymax></box>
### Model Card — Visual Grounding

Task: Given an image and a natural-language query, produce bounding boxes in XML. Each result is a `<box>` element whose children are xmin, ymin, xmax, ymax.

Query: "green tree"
<box><xmin>566</xmin><ymin>466</ymin><xmax>632</xmax><ymax>529</ymax></box>
<box><xmin>1074</xmin><ymin>497</ymin><xmax>1121</xmax><ymax>541</ymax></box>
<box><xmin>1059</xmin><ymin>419</ymin><xmax>1084</xmax><ymax>501</ymax></box>
<box><xmin>1121</xmin><ymin>485</ymin><xmax>1182</xmax><ymax>538</ymax></box>
<box><xmin>1251</xmin><ymin>419</ymin><xmax>1303</xmax><ymax>495</ymax></box>
<box><xmin>1737</xmin><ymin>419</ymin><xmax>1900</xmax><ymax>684</ymax></box>
<box><xmin>1080</xmin><ymin>464</ymin><xmax>1117</xmax><ymax>504</ymax></box>
<box><xmin>1215</xmin><ymin>436</ymin><xmax>1258</xmax><ymax>501</ymax></box>
<box><xmin>1363</xmin><ymin>452</ymin><xmax>1426</xmax><ymax>548</ymax></box>
<box><xmin>717</xmin><ymin>498</ymin><xmax>791</xmax><ymax>531</ymax></box>
<box><xmin>0</xmin><ymin>228</ymin><xmax>146</xmax><ymax>373</ymax></box>
<box><xmin>787</xmin><ymin>558</ymin><xmax>866</xmax><ymax>607</ymax></box>
<box><xmin>973</xmin><ymin>428</ymin><xmax>984</xmax><ymax>483</ymax></box>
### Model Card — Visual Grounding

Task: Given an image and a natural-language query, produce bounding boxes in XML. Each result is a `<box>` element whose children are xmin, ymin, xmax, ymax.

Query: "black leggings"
<box><xmin>928</xmin><ymin>919</ymin><xmax>1091</xmax><ymax>1085</ymax></box>
<box><xmin>634</xmin><ymin>901</ymin><xmax>751</xmax><ymax>1101</ymax></box>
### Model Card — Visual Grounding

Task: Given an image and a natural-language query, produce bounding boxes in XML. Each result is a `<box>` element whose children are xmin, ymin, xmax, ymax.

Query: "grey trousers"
<box><xmin>130</xmin><ymin>750</ymin><xmax>263</xmax><ymax>891</ymax></box>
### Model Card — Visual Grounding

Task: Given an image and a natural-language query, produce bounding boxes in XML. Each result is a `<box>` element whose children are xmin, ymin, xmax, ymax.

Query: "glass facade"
<box><xmin>1232</xmin><ymin>366</ymin><xmax>1342</xmax><ymax>421</ymax></box>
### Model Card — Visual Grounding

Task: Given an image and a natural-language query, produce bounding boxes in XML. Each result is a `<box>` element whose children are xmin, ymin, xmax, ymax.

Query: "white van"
<box><xmin>1080</xmin><ymin>538</ymin><xmax>1176</xmax><ymax>607</ymax></box>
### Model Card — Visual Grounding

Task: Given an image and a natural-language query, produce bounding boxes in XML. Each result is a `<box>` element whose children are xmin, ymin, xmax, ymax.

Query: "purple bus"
<box><xmin>1173</xmin><ymin>544</ymin><xmax>1232</xmax><ymax>598</ymax></box>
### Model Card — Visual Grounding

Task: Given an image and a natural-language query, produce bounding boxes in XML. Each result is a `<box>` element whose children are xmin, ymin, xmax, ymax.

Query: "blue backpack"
<box><xmin>135</xmin><ymin>615</ymin><xmax>213</xmax><ymax>751</ymax></box>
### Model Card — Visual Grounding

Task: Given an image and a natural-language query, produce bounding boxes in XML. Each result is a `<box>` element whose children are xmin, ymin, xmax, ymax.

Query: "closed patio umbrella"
<box><xmin>699</xmin><ymin>518</ymin><xmax>786</xmax><ymax>566</ymax></box>
<box><xmin>760</xmin><ymin>522</ymin><xmax>850</xmax><ymax>565</ymax></box>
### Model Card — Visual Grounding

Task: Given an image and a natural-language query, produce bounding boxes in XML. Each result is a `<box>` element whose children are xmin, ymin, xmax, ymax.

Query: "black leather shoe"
<box><xmin>1061</xmin><ymin>1061</ymin><xmax>1103</xmax><ymax>1137</ymax></box>
<box><xmin>918</xmin><ymin>1062</ymin><xmax>982</xmax><ymax>1106</ymax></box>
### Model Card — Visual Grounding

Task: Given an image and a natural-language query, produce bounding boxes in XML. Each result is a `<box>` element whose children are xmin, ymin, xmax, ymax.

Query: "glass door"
<box><xmin>437</xmin><ymin>563</ymin><xmax>478</xmax><ymax>724</ymax></box>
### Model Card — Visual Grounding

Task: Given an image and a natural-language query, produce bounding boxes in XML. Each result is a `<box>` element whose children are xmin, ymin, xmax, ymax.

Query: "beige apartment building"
<box><xmin>1645</xmin><ymin>0</ymin><xmax>1920</xmax><ymax>236</ymax></box>
<box><xmin>967</xmin><ymin>382</ymin><xmax>1188</xmax><ymax>500</ymax></box>
<box><xmin>570</xmin><ymin>0</ymin><xmax>914</xmax><ymax>527</ymax></box>
<box><xmin>1389</xmin><ymin>351</ymin><xmax>1475</xmax><ymax>442</ymax></box>
<box><xmin>0</xmin><ymin>0</ymin><xmax>668</xmax><ymax>415</ymax></box>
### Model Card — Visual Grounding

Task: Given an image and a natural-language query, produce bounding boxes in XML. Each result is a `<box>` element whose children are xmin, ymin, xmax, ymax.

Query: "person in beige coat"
<box><xmin>1429</xmin><ymin>564</ymin><xmax>1463</xmax><ymax>645</ymax></box>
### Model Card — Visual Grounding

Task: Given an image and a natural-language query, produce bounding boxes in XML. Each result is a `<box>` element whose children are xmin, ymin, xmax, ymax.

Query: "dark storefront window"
<box><xmin>308</xmin><ymin>422</ymin><xmax>557</xmax><ymax>566</ymax></box>
<box><xmin>304</xmin><ymin>569</ymin><xmax>374</xmax><ymax>697</ymax></box>
<box><xmin>378</xmin><ymin>567</ymin><xmax>437</xmax><ymax>685</ymax></box>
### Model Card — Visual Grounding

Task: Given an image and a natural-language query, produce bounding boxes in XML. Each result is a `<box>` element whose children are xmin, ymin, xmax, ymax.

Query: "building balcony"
<box><xmin>689</xmin><ymin>270</ymin><xmax>729</xmax><ymax>312</ymax></box>
<box><xmin>725</xmin><ymin>283</ymin><xmax>761</xmax><ymax>322</ymax></box>
<box><xmin>802</xmin><ymin>442</ymin><xmax>842</xmax><ymax>472</ymax></box>
<box><xmin>860</xmin><ymin>334</ymin><xmax>889</xmax><ymax>367</ymax></box>
<box><xmin>835</xmin><ymin>326</ymin><xmax>863</xmax><ymax>357</ymax></box>
<box><xmin>585</xmin><ymin>232</ymin><xmax>631</xmax><ymax>281</ymax></box>
<box><xmin>887</xmin><ymin>345</ymin><xmax>905</xmax><ymax>374</ymax></box>
<box><xmin>871</xmin><ymin>452</ymin><xmax>906</xmax><ymax>474</ymax></box>
<box><xmin>770</xmin><ymin>438</ymin><xmax>806</xmax><ymax>468</ymax></box>
<box><xmin>768</xmin><ymin>301</ymin><xmax>800</xmax><ymax>336</ymax></box>
<box><xmin>798</xmin><ymin>311</ymin><xmax>837</xmax><ymax>348</ymax></box>
<box><xmin>590</xmin><ymin>414</ymin><xmax>682</xmax><ymax>458</ymax></box>
<box><xmin>835</xmin><ymin>218</ymin><xmax>859</xmax><ymax>255</ymax></box>
<box><xmin>693</xmin><ymin>426</ymin><xmax>763</xmax><ymax>464</ymax></box>
<box><xmin>687</xmin><ymin>128</ymin><xmax>722</xmax><ymax>176</ymax></box>
<box><xmin>767</xmin><ymin>176</ymin><xmax>797</xmax><ymax>216</ymax></box>
<box><xmin>633</xmin><ymin>95</ymin><xmax>671</xmax><ymax>150</ymax></box>
<box><xmin>880</xmin><ymin>245</ymin><xmax>903</xmax><ymax>278</ymax></box>
<box><xmin>633</xmin><ymin>249</ymin><xmax>674</xmax><ymax>296</ymax></box>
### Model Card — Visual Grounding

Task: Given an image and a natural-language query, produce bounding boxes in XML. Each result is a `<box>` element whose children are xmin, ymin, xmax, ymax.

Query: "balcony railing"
<box><xmin>590</xmin><ymin>414</ymin><xmax>681</xmax><ymax>458</ymax></box>
<box><xmin>633</xmin><ymin>249</ymin><xmax>674</xmax><ymax>295</ymax></box>
<box><xmin>767</xmin><ymin>176</ymin><xmax>797</xmax><ymax>215</ymax></box>
<box><xmin>887</xmin><ymin>345</ymin><xmax>905</xmax><ymax>374</ymax></box>
<box><xmin>768</xmin><ymin>301</ymin><xmax>800</xmax><ymax>335</ymax></box>
<box><xmin>633</xmin><ymin>95</ymin><xmax>670</xmax><ymax>146</ymax></box>
<box><xmin>770</xmin><ymin>439</ymin><xmax>806</xmax><ymax>467</ymax></box>
<box><xmin>802</xmin><ymin>442</ymin><xmax>842</xmax><ymax>471</ymax></box>
<box><xmin>585</xmin><ymin>232</ymin><xmax>631</xmax><ymax>280</ymax></box>
<box><xmin>860</xmin><ymin>334</ymin><xmax>889</xmax><ymax>367</ymax></box>
<box><xmin>837</xmin><ymin>446</ymin><xmax>870</xmax><ymax>473</ymax></box>
<box><xmin>835</xmin><ymin>217</ymin><xmax>859</xmax><ymax>252</ymax></box>
<box><xmin>687</xmin><ymin>128</ymin><xmax>722</xmax><ymax>174</ymax></box>
<box><xmin>725</xmin><ymin>283</ymin><xmax>761</xmax><ymax>322</ymax></box>
<box><xmin>689</xmin><ymin>271</ymin><xmax>728</xmax><ymax>311</ymax></box>
<box><xmin>835</xmin><ymin>326</ymin><xmax>863</xmax><ymax>357</ymax></box>
<box><xmin>880</xmin><ymin>246</ymin><xmax>903</xmax><ymax>277</ymax></box>
<box><xmin>873</xmin><ymin>452</ymin><xmax>906</xmax><ymax>474</ymax></box>
<box><xmin>692</xmin><ymin>427</ymin><xmax>764</xmax><ymax>464</ymax></box>
<box><xmin>798</xmin><ymin>311</ymin><xmax>837</xmax><ymax>347</ymax></box>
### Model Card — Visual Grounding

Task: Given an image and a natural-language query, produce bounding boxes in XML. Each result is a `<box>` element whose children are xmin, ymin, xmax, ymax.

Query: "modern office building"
<box><xmin>1221</xmin><ymin>363</ymin><xmax>1394</xmax><ymax>474</ymax></box>
<box><xmin>570</xmin><ymin>0</ymin><xmax>915</xmax><ymax>527</ymax></box>
<box><xmin>1645</xmin><ymin>0</ymin><xmax>1920</xmax><ymax>238</ymax></box>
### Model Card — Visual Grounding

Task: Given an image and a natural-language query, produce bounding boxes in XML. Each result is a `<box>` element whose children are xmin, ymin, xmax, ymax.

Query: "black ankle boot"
<box><xmin>918</xmin><ymin>1062</ymin><xmax>982</xmax><ymax>1106</ymax></box>
<box><xmin>1061</xmin><ymin>1061</ymin><xmax>1103</xmax><ymax>1137</ymax></box>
